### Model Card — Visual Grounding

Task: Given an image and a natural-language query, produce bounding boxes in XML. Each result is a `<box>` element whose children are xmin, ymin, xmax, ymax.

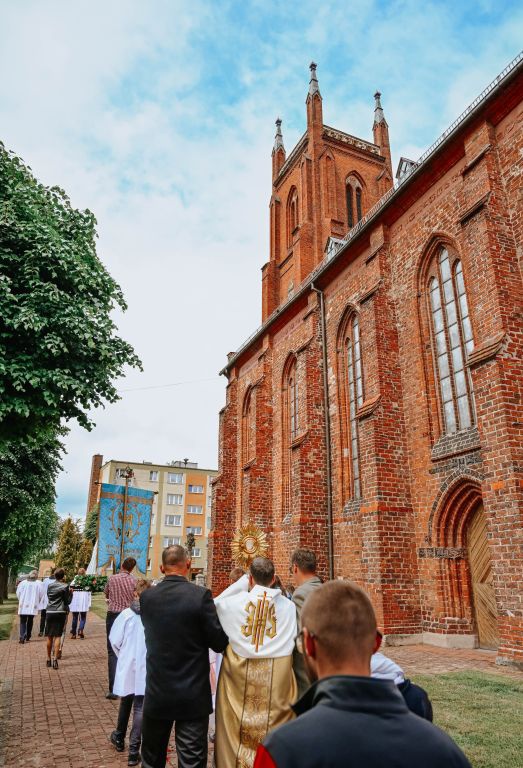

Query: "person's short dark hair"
<box><xmin>162</xmin><ymin>545</ymin><xmax>188</xmax><ymax>567</ymax></box>
<box><xmin>54</xmin><ymin>568</ymin><xmax>65</xmax><ymax>581</ymax></box>
<box><xmin>122</xmin><ymin>557</ymin><xmax>137</xmax><ymax>573</ymax></box>
<box><xmin>229</xmin><ymin>567</ymin><xmax>245</xmax><ymax>584</ymax></box>
<box><xmin>250</xmin><ymin>557</ymin><xmax>275</xmax><ymax>587</ymax></box>
<box><xmin>291</xmin><ymin>548</ymin><xmax>316</xmax><ymax>574</ymax></box>
<box><xmin>301</xmin><ymin>581</ymin><xmax>377</xmax><ymax>665</ymax></box>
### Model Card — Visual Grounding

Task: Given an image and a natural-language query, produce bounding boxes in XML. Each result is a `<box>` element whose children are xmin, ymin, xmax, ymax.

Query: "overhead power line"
<box><xmin>118</xmin><ymin>377</ymin><xmax>218</xmax><ymax>393</ymax></box>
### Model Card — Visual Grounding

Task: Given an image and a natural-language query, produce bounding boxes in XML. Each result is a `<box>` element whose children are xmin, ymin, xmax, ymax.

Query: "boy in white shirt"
<box><xmin>109</xmin><ymin>578</ymin><xmax>152</xmax><ymax>766</ymax></box>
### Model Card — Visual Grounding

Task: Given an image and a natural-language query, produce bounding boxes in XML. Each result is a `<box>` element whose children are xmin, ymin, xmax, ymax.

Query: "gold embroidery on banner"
<box><xmin>240</xmin><ymin>592</ymin><xmax>278</xmax><ymax>651</ymax></box>
<box><xmin>236</xmin><ymin>658</ymin><xmax>274</xmax><ymax>768</ymax></box>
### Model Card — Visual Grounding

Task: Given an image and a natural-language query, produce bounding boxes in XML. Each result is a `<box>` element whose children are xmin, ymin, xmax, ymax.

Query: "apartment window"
<box><xmin>187</xmin><ymin>505</ymin><xmax>203</xmax><ymax>515</ymax></box>
<box><xmin>147</xmin><ymin>559</ymin><xmax>151</xmax><ymax>571</ymax></box>
<box><xmin>428</xmin><ymin>247</ymin><xmax>475</xmax><ymax>434</ymax></box>
<box><xmin>192</xmin><ymin>547</ymin><xmax>201</xmax><ymax>558</ymax></box>
<box><xmin>168</xmin><ymin>472</ymin><xmax>183</xmax><ymax>484</ymax></box>
<box><xmin>206</xmin><ymin>516</ymin><xmax>212</xmax><ymax>530</ymax></box>
<box><xmin>149</xmin><ymin>536</ymin><xmax>153</xmax><ymax>548</ymax></box>
<box><xmin>164</xmin><ymin>514</ymin><xmax>182</xmax><ymax>527</ymax></box>
<box><xmin>115</xmin><ymin>468</ymin><xmax>125</xmax><ymax>479</ymax></box>
<box><xmin>163</xmin><ymin>536</ymin><xmax>181</xmax><ymax>547</ymax></box>
<box><xmin>167</xmin><ymin>493</ymin><xmax>183</xmax><ymax>505</ymax></box>
<box><xmin>188</xmin><ymin>484</ymin><xmax>204</xmax><ymax>493</ymax></box>
<box><xmin>149</xmin><ymin>470</ymin><xmax>159</xmax><ymax>482</ymax></box>
<box><xmin>186</xmin><ymin>526</ymin><xmax>202</xmax><ymax>536</ymax></box>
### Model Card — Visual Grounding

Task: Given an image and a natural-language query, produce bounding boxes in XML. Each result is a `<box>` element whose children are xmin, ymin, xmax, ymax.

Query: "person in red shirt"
<box><xmin>104</xmin><ymin>557</ymin><xmax>137</xmax><ymax>699</ymax></box>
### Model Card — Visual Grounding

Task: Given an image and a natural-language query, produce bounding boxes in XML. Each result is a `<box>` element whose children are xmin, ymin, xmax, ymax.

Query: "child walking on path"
<box><xmin>109</xmin><ymin>578</ymin><xmax>151</xmax><ymax>767</ymax></box>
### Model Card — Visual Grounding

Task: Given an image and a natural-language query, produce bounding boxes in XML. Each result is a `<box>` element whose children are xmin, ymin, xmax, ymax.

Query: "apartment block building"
<box><xmin>88</xmin><ymin>454</ymin><xmax>217</xmax><ymax>581</ymax></box>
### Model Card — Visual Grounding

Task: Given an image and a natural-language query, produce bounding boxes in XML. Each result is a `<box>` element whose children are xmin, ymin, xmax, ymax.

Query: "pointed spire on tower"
<box><xmin>273</xmin><ymin>117</ymin><xmax>285</xmax><ymax>152</ymax></box>
<box><xmin>272</xmin><ymin>117</ymin><xmax>286</xmax><ymax>180</ymax></box>
<box><xmin>372</xmin><ymin>91</ymin><xmax>392</xmax><ymax>182</ymax></box>
<box><xmin>308</xmin><ymin>61</ymin><xmax>321</xmax><ymax>96</ymax></box>
<box><xmin>373</xmin><ymin>91</ymin><xmax>386</xmax><ymax>125</ymax></box>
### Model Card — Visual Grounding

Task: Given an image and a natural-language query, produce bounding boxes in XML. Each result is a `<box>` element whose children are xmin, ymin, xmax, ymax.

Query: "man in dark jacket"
<box><xmin>140</xmin><ymin>545</ymin><xmax>228</xmax><ymax>768</ymax></box>
<box><xmin>254</xmin><ymin>581</ymin><xmax>471</xmax><ymax>768</ymax></box>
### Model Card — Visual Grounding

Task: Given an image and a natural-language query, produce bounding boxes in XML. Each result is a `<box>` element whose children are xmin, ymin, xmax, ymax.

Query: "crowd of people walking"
<box><xmin>16</xmin><ymin>565</ymin><xmax>92</xmax><ymax>667</ymax></box>
<box><xmin>95</xmin><ymin>545</ymin><xmax>470</xmax><ymax>768</ymax></box>
<box><xmin>16</xmin><ymin>547</ymin><xmax>470</xmax><ymax>767</ymax></box>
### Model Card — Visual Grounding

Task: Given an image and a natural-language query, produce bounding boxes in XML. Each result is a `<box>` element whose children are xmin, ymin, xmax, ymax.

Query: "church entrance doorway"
<box><xmin>467</xmin><ymin>503</ymin><xmax>499</xmax><ymax>649</ymax></box>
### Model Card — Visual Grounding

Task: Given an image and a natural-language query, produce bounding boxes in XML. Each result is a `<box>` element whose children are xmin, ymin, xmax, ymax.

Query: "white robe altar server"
<box><xmin>214</xmin><ymin>557</ymin><xmax>297</xmax><ymax>768</ymax></box>
<box><xmin>16</xmin><ymin>572</ymin><xmax>44</xmax><ymax>644</ymax></box>
<box><xmin>108</xmin><ymin>578</ymin><xmax>151</xmax><ymax>766</ymax></box>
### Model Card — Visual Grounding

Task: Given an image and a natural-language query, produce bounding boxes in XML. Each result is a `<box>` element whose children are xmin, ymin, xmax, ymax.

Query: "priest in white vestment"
<box><xmin>16</xmin><ymin>571</ymin><xmax>44</xmax><ymax>643</ymax></box>
<box><xmin>214</xmin><ymin>557</ymin><xmax>297</xmax><ymax>768</ymax></box>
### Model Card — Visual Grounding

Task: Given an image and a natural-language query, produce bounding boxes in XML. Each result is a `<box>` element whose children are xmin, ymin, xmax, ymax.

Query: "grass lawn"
<box><xmin>90</xmin><ymin>592</ymin><xmax>108</xmax><ymax>620</ymax></box>
<box><xmin>416</xmin><ymin>671</ymin><xmax>523</xmax><ymax>768</ymax></box>
<box><xmin>0</xmin><ymin>596</ymin><xmax>18</xmax><ymax>641</ymax></box>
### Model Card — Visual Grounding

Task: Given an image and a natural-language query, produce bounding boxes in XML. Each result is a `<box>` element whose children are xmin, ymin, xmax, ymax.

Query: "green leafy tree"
<box><xmin>55</xmin><ymin>517</ymin><xmax>82</xmax><ymax>581</ymax></box>
<box><xmin>0</xmin><ymin>141</ymin><xmax>142</xmax><ymax>440</ymax></box>
<box><xmin>84</xmin><ymin>503</ymin><xmax>99</xmax><ymax>543</ymax></box>
<box><xmin>0</xmin><ymin>143</ymin><xmax>141</xmax><ymax>597</ymax></box>
<box><xmin>77</xmin><ymin>538</ymin><xmax>93</xmax><ymax>569</ymax></box>
<box><xmin>0</xmin><ymin>429</ymin><xmax>61</xmax><ymax>600</ymax></box>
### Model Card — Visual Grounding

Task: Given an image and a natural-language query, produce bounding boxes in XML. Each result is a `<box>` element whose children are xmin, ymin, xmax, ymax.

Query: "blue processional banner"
<box><xmin>97</xmin><ymin>483</ymin><xmax>154</xmax><ymax>573</ymax></box>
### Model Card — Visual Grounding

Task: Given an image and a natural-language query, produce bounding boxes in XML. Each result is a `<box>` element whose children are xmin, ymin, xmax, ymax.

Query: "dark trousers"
<box><xmin>106</xmin><ymin>611</ymin><xmax>120</xmax><ymax>692</ymax></box>
<box><xmin>115</xmin><ymin>694</ymin><xmax>144</xmax><ymax>752</ymax></box>
<box><xmin>71</xmin><ymin>611</ymin><xmax>87</xmax><ymax>635</ymax></box>
<box><xmin>39</xmin><ymin>610</ymin><xmax>47</xmax><ymax>634</ymax></box>
<box><xmin>19</xmin><ymin>614</ymin><xmax>34</xmax><ymax>641</ymax></box>
<box><xmin>141</xmin><ymin>713</ymin><xmax>208</xmax><ymax>768</ymax></box>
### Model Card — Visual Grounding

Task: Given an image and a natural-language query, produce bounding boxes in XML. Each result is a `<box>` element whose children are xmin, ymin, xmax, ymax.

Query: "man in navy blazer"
<box><xmin>140</xmin><ymin>545</ymin><xmax>228</xmax><ymax>768</ymax></box>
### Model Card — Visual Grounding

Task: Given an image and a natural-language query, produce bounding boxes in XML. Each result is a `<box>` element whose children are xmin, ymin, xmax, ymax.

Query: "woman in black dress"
<box><xmin>45</xmin><ymin>568</ymin><xmax>72</xmax><ymax>669</ymax></box>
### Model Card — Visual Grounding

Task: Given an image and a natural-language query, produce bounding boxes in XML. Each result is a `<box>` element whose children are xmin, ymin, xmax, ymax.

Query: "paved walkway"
<box><xmin>0</xmin><ymin>612</ymin><xmax>521</xmax><ymax>767</ymax></box>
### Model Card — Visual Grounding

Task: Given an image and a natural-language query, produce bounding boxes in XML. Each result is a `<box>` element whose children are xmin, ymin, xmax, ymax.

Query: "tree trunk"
<box><xmin>0</xmin><ymin>556</ymin><xmax>9</xmax><ymax>602</ymax></box>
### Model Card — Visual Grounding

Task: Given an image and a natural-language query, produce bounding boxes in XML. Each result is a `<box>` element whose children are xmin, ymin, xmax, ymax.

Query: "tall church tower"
<box><xmin>262</xmin><ymin>64</ymin><xmax>393</xmax><ymax>322</ymax></box>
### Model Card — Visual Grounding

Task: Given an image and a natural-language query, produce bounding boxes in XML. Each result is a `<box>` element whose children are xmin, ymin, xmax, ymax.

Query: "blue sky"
<box><xmin>0</xmin><ymin>0</ymin><xmax>521</xmax><ymax>520</ymax></box>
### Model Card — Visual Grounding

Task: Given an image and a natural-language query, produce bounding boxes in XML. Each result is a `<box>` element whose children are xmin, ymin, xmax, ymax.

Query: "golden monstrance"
<box><xmin>231</xmin><ymin>522</ymin><xmax>269</xmax><ymax>568</ymax></box>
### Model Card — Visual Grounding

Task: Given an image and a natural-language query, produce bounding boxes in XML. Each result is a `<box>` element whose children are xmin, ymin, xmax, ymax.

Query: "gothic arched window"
<box><xmin>242</xmin><ymin>388</ymin><xmax>255</xmax><ymax>464</ymax></box>
<box><xmin>346</xmin><ymin>314</ymin><xmax>364</xmax><ymax>497</ymax></box>
<box><xmin>287</xmin><ymin>361</ymin><xmax>299</xmax><ymax>441</ymax></box>
<box><xmin>346</xmin><ymin>175</ymin><xmax>364</xmax><ymax>230</ymax></box>
<box><xmin>282</xmin><ymin>355</ymin><xmax>300</xmax><ymax>517</ymax></box>
<box><xmin>428</xmin><ymin>247</ymin><xmax>475</xmax><ymax>434</ymax></box>
<box><xmin>287</xmin><ymin>187</ymin><xmax>299</xmax><ymax>247</ymax></box>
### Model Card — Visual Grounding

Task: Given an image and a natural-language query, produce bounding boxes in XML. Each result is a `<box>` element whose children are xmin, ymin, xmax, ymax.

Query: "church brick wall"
<box><xmin>209</xmin><ymin>60</ymin><xmax>523</xmax><ymax>666</ymax></box>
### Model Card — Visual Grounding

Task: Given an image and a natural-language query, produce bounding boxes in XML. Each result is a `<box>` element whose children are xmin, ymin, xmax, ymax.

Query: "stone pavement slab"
<box><xmin>1</xmin><ymin>611</ymin><xmax>521</xmax><ymax>767</ymax></box>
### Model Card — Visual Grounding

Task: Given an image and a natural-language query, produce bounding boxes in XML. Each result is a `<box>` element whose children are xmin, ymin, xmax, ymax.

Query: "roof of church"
<box><xmin>221</xmin><ymin>50</ymin><xmax>523</xmax><ymax>376</ymax></box>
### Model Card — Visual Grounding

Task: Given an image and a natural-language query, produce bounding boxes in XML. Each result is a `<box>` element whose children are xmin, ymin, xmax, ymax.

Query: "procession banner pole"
<box><xmin>120</xmin><ymin>473</ymin><xmax>130</xmax><ymax>570</ymax></box>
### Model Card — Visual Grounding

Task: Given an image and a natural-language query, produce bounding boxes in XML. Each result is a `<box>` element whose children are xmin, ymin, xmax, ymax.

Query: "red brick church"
<box><xmin>209</xmin><ymin>55</ymin><xmax>523</xmax><ymax>667</ymax></box>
